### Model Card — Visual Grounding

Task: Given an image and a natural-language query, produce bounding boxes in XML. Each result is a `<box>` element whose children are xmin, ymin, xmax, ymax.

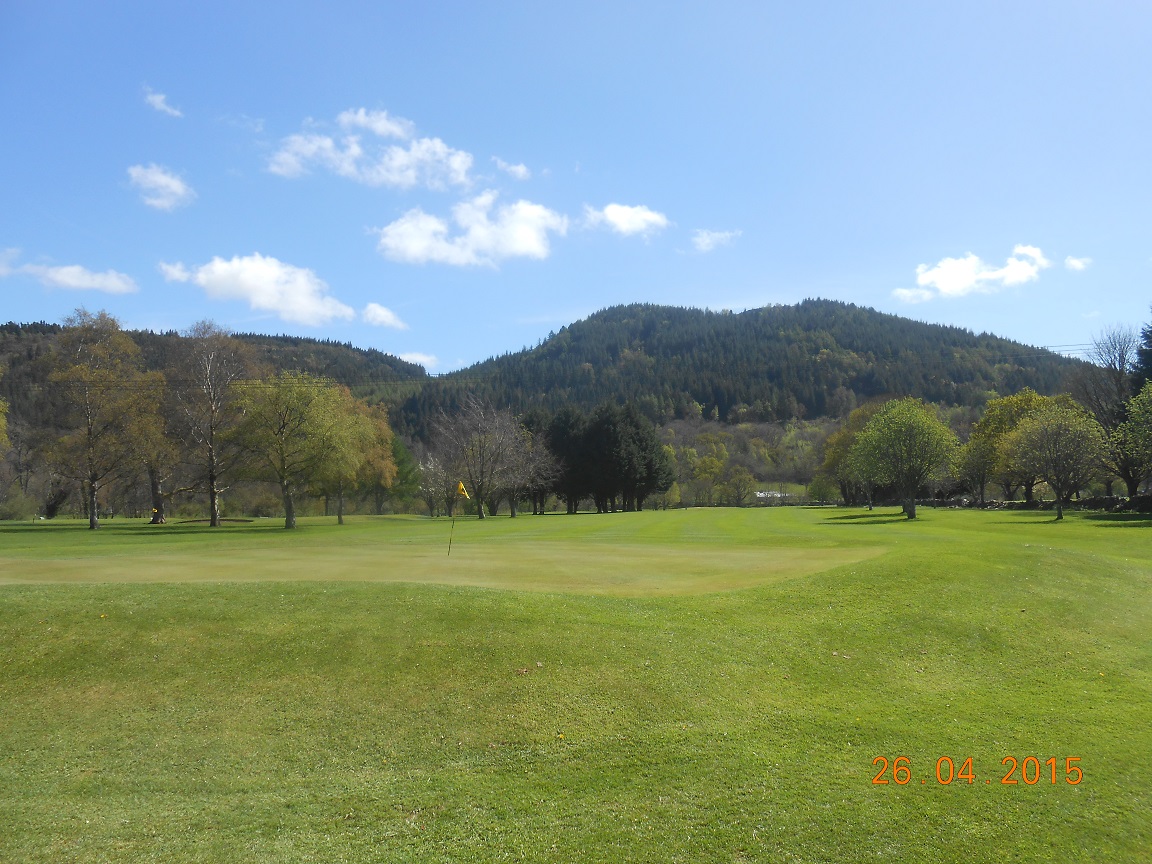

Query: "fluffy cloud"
<box><xmin>269</xmin><ymin>108</ymin><xmax>472</xmax><ymax>189</ymax></box>
<box><xmin>692</xmin><ymin>229</ymin><xmax>741</xmax><ymax>253</ymax></box>
<box><xmin>144</xmin><ymin>87</ymin><xmax>182</xmax><ymax>117</ymax></box>
<box><xmin>895</xmin><ymin>245</ymin><xmax>1051</xmax><ymax>303</ymax></box>
<box><xmin>161</xmin><ymin>253</ymin><xmax>354</xmax><ymax>326</ymax></box>
<box><xmin>585</xmin><ymin>203</ymin><xmax>669</xmax><ymax>236</ymax></box>
<box><xmin>399</xmin><ymin>352</ymin><xmax>437</xmax><ymax>369</ymax></box>
<box><xmin>1065</xmin><ymin>256</ymin><xmax>1092</xmax><ymax>271</ymax></box>
<box><xmin>494</xmin><ymin>157</ymin><xmax>531</xmax><ymax>180</ymax></box>
<box><xmin>0</xmin><ymin>249</ymin><xmax>137</xmax><ymax>293</ymax></box>
<box><xmin>22</xmin><ymin>263</ymin><xmax>137</xmax><ymax>293</ymax></box>
<box><xmin>336</xmin><ymin>108</ymin><xmax>414</xmax><ymax>139</ymax></box>
<box><xmin>376</xmin><ymin>190</ymin><xmax>568</xmax><ymax>267</ymax></box>
<box><xmin>362</xmin><ymin>302</ymin><xmax>407</xmax><ymax>329</ymax></box>
<box><xmin>128</xmin><ymin>163</ymin><xmax>196</xmax><ymax>210</ymax></box>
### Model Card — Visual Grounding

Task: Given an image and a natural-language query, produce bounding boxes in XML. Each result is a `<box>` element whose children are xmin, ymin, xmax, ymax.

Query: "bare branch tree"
<box><xmin>1070</xmin><ymin>326</ymin><xmax>1149</xmax><ymax>496</ymax></box>
<box><xmin>431</xmin><ymin>395</ymin><xmax>521</xmax><ymax>519</ymax></box>
<box><xmin>169</xmin><ymin>321</ymin><xmax>254</xmax><ymax>526</ymax></box>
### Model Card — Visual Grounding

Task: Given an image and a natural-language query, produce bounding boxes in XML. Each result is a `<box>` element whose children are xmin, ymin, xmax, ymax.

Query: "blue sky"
<box><xmin>2</xmin><ymin>1</ymin><xmax>1149</xmax><ymax>371</ymax></box>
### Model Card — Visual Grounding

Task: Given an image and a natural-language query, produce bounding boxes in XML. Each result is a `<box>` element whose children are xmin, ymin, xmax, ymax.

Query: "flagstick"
<box><xmin>449</xmin><ymin>481</ymin><xmax>468</xmax><ymax>557</ymax></box>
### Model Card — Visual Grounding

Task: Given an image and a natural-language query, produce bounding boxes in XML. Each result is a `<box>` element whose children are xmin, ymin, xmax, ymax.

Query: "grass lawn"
<box><xmin>1</xmin><ymin>507</ymin><xmax>1150</xmax><ymax>862</ymax></box>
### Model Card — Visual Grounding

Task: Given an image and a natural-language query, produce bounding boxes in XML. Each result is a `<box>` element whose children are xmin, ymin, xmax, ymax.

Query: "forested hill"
<box><xmin>399</xmin><ymin>299</ymin><xmax>1080</xmax><ymax>433</ymax></box>
<box><xmin>3</xmin><ymin>300</ymin><xmax>1082</xmax><ymax>439</ymax></box>
<box><xmin>0</xmin><ymin>323</ymin><xmax>426</xmax><ymax>428</ymax></box>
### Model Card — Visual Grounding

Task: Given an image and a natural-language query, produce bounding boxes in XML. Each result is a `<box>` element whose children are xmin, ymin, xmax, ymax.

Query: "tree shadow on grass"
<box><xmin>982</xmin><ymin>512</ymin><xmax>1152</xmax><ymax>527</ymax></box>
<box><xmin>0</xmin><ymin>519</ymin><xmax>272</xmax><ymax>536</ymax></box>
<box><xmin>824</xmin><ymin>511</ymin><xmax>908</xmax><ymax>525</ymax></box>
<box><xmin>1079</xmin><ymin>512</ymin><xmax>1152</xmax><ymax>527</ymax></box>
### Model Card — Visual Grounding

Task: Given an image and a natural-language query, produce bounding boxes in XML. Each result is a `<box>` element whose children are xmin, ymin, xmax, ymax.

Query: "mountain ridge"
<box><xmin>398</xmin><ymin>298</ymin><xmax>1080</xmax><ymax>434</ymax></box>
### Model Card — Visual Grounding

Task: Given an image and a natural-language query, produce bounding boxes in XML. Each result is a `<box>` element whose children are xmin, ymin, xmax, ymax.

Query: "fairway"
<box><xmin>2</xmin><ymin>507</ymin><xmax>1151</xmax><ymax>863</ymax></box>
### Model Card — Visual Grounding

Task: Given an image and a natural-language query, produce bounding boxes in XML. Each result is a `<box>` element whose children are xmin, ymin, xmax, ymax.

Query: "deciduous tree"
<box><xmin>170</xmin><ymin>321</ymin><xmax>253</xmax><ymax>526</ymax></box>
<box><xmin>48</xmin><ymin>309</ymin><xmax>159</xmax><ymax>529</ymax></box>
<box><xmin>431</xmin><ymin>395</ymin><xmax>520</xmax><ymax>520</ymax></box>
<box><xmin>232</xmin><ymin>371</ymin><xmax>366</xmax><ymax>529</ymax></box>
<box><xmin>1070</xmin><ymin>326</ymin><xmax>1148</xmax><ymax>496</ymax></box>
<box><xmin>1002</xmin><ymin>404</ymin><xmax>1105</xmax><ymax>519</ymax></box>
<box><xmin>816</xmin><ymin>402</ymin><xmax>884</xmax><ymax>505</ymax></box>
<box><xmin>849</xmin><ymin>397</ymin><xmax>958</xmax><ymax>519</ymax></box>
<box><xmin>969</xmin><ymin>388</ymin><xmax>1076</xmax><ymax>501</ymax></box>
<box><xmin>1120</xmin><ymin>381</ymin><xmax>1152</xmax><ymax>490</ymax></box>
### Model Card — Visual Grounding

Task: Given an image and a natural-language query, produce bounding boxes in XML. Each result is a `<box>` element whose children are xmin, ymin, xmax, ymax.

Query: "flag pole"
<box><xmin>449</xmin><ymin>481</ymin><xmax>469</xmax><ymax>556</ymax></box>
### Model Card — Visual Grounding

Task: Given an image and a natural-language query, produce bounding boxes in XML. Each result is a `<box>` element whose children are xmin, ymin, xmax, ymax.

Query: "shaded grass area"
<box><xmin>1</xmin><ymin>507</ymin><xmax>1150</xmax><ymax>862</ymax></box>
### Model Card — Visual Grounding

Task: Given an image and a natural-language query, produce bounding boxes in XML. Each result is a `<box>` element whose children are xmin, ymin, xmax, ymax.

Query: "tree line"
<box><xmin>811</xmin><ymin>324</ymin><xmax>1152</xmax><ymax>519</ymax></box>
<box><xmin>0</xmin><ymin>309</ymin><xmax>677</xmax><ymax>526</ymax></box>
<box><xmin>0</xmin><ymin>310</ymin><xmax>399</xmax><ymax>529</ymax></box>
<box><xmin>416</xmin><ymin>398</ymin><xmax>674</xmax><ymax>518</ymax></box>
<box><xmin>2</xmin><ymin>310</ymin><xmax>1150</xmax><ymax>526</ymax></box>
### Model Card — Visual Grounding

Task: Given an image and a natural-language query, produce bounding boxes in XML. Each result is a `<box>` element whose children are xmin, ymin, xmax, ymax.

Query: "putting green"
<box><xmin>0</xmin><ymin>509</ymin><xmax>886</xmax><ymax>595</ymax></box>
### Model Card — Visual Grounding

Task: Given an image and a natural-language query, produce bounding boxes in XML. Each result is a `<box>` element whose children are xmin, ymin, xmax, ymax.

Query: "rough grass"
<box><xmin>1</xmin><ymin>507</ymin><xmax>1150</xmax><ymax>862</ymax></box>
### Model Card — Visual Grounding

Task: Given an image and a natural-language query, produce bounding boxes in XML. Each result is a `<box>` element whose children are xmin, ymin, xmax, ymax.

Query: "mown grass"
<box><xmin>1</xmin><ymin>507</ymin><xmax>1150</xmax><ymax>862</ymax></box>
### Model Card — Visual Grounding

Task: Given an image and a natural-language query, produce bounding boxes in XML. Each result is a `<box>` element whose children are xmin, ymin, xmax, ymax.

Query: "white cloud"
<box><xmin>22</xmin><ymin>263</ymin><xmax>137</xmax><ymax>294</ymax></box>
<box><xmin>494</xmin><ymin>157</ymin><xmax>531</xmax><ymax>180</ymax></box>
<box><xmin>0</xmin><ymin>250</ymin><xmax>137</xmax><ymax>293</ymax></box>
<box><xmin>162</xmin><ymin>253</ymin><xmax>354</xmax><ymax>326</ymax></box>
<box><xmin>158</xmin><ymin>261</ymin><xmax>190</xmax><ymax>282</ymax></box>
<box><xmin>128</xmin><ymin>163</ymin><xmax>196</xmax><ymax>210</ymax></box>
<box><xmin>892</xmin><ymin>287</ymin><xmax>934</xmax><ymax>304</ymax></box>
<box><xmin>584</xmin><ymin>203</ymin><xmax>670</xmax><ymax>236</ymax></box>
<box><xmin>0</xmin><ymin>248</ymin><xmax>17</xmax><ymax>278</ymax></box>
<box><xmin>362</xmin><ymin>302</ymin><xmax>408</xmax><ymax>329</ymax></box>
<box><xmin>692</xmin><ymin>229</ymin><xmax>741</xmax><ymax>253</ymax></box>
<box><xmin>144</xmin><ymin>87</ymin><xmax>182</xmax><ymax>117</ymax></box>
<box><xmin>336</xmin><ymin>108</ymin><xmax>414</xmax><ymax>139</ymax></box>
<box><xmin>376</xmin><ymin>190</ymin><xmax>568</xmax><ymax>267</ymax></box>
<box><xmin>1065</xmin><ymin>255</ymin><xmax>1092</xmax><ymax>271</ymax></box>
<box><xmin>269</xmin><ymin>108</ymin><xmax>472</xmax><ymax>189</ymax></box>
<box><xmin>399</xmin><ymin>352</ymin><xmax>437</xmax><ymax>369</ymax></box>
<box><xmin>897</xmin><ymin>244</ymin><xmax>1051</xmax><ymax>303</ymax></box>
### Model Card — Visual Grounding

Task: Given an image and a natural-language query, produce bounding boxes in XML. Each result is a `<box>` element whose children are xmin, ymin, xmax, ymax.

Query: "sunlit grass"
<box><xmin>1</xmin><ymin>507</ymin><xmax>1149</xmax><ymax>862</ymax></box>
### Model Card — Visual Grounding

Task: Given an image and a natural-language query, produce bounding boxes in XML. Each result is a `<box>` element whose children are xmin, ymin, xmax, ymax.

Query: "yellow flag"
<box><xmin>457</xmin><ymin>481</ymin><xmax>469</xmax><ymax>499</ymax></box>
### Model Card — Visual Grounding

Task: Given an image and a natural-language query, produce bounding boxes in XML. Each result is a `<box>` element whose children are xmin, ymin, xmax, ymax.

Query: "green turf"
<box><xmin>1</xmin><ymin>507</ymin><xmax>1150</xmax><ymax>862</ymax></box>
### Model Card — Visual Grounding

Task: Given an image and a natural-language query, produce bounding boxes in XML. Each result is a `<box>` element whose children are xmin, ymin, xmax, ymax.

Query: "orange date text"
<box><xmin>872</xmin><ymin>756</ymin><xmax>1082</xmax><ymax>786</ymax></box>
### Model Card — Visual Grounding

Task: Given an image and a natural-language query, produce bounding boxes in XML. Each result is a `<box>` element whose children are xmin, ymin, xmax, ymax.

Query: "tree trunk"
<box><xmin>337</xmin><ymin>483</ymin><xmax>345</xmax><ymax>525</ymax></box>
<box><xmin>904</xmin><ymin>497</ymin><xmax>917</xmax><ymax>520</ymax></box>
<box><xmin>148</xmin><ymin>466</ymin><xmax>166</xmax><ymax>524</ymax></box>
<box><xmin>87</xmin><ymin>477</ymin><xmax>99</xmax><ymax>529</ymax></box>
<box><xmin>208</xmin><ymin>469</ymin><xmax>222</xmax><ymax>527</ymax></box>
<box><xmin>1126</xmin><ymin>476</ymin><xmax>1141</xmax><ymax>498</ymax></box>
<box><xmin>282</xmin><ymin>487</ymin><xmax>297</xmax><ymax>529</ymax></box>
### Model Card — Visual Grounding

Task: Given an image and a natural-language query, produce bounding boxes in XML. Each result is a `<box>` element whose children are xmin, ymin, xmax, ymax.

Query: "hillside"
<box><xmin>0</xmin><ymin>323</ymin><xmax>426</xmax><ymax>429</ymax></box>
<box><xmin>3</xmin><ymin>301</ymin><xmax>1083</xmax><ymax>441</ymax></box>
<box><xmin>397</xmin><ymin>299</ymin><xmax>1081</xmax><ymax>435</ymax></box>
